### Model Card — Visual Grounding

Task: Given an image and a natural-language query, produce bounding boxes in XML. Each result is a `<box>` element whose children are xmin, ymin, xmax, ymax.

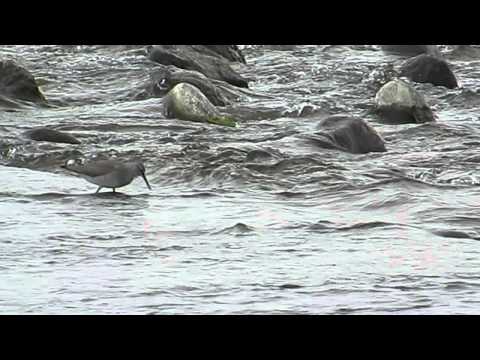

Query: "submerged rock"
<box><xmin>23</xmin><ymin>128</ymin><xmax>81</xmax><ymax>144</ymax></box>
<box><xmin>305</xmin><ymin>115</ymin><xmax>386</xmax><ymax>154</ymax></box>
<box><xmin>375</xmin><ymin>79</ymin><xmax>436</xmax><ymax>124</ymax></box>
<box><xmin>400</xmin><ymin>54</ymin><xmax>458</xmax><ymax>89</ymax></box>
<box><xmin>147</xmin><ymin>45</ymin><xmax>249</xmax><ymax>88</ymax></box>
<box><xmin>163</xmin><ymin>83</ymin><xmax>237</xmax><ymax>127</ymax></box>
<box><xmin>380</xmin><ymin>45</ymin><xmax>441</xmax><ymax>58</ymax></box>
<box><xmin>0</xmin><ymin>60</ymin><xmax>47</xmax><ymax>106</ymax></box>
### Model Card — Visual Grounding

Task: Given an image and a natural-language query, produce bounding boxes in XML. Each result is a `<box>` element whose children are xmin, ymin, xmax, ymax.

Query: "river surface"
<box><xmin>2</xmin><ymin>45</ymin><xmax>480</xmax><ymax>314</ymax></box>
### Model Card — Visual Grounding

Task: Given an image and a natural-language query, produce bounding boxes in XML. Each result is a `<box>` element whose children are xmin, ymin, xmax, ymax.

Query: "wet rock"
<box><xmin>380</xmin><ymin>45</ymin><xmax>441</xmax><ymax>58</ymax></box>
<box><xmin>375</xmin><ymin>79</ymin><xmax>436</xmax><ymax>124</ymax></box>
<box><xmin>400</xmin><ymin>54</ymin><xmax>458</xmax><ymax>89</ymax></box>
<box><xmin>163</xmin><ymin>83</ymin><xmax>237</xmax><ymax>127</ymax></box>
<box><xmin>306</xmin><ymin>115</ymin><xmax>386</xmax><ymax>154</ymax></box>
<box><xmin>23</xmin><ymin>128</ymin><xmax>81</xmax><ymax>144</ymax></box>
<box><xmin>0</xmin><ymin>60</ymin><xmax>47</xmax><ymax>106</ymax></box>
<box><xmin>264</xmin><ymin>45</ymin><xmax>297</xmax><ymax>51</ymax></box>
<box><xmin>197</xmin><ymin>45</ymin><xmax>246</xmax><ymax>64</ymax></box>
<box><xmin>147</xmin><ymin>45</ymin><xmax>249</xmax><ymax>88</ymax></box>
<box><xmin>146</xmin><ymin>66</ymin><xmax>235</xmax><ymax>106</ymax></box>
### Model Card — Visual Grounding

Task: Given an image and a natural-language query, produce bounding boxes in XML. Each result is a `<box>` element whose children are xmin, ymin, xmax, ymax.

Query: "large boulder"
<box><xmin>147</xmin><ymin>45</ymin><xmax>249</xmax><ymax>88</ymax></box>
<box><xmin>145</xmin><ymin>66</ymin><xmax>235</xmax><ymax>106</ymax></box>
<box><xmin>197</xmin><ymin>45</ymin><xmax>246</xmax><ymax>64</ymax></box>
<box><xmin>380</xmin><ymin>45</ymin><xmax>441</xmax><ymax>58</ymax></box>
<box><xmin>400</xmin><ymin>54</ymin><xmax>458</xmax><ymax>89</ymax></box>
<box><xmin>375</xmin><ymin>79</ymin><xmax>436</xmax><ymax>124</ymax></box>
<box><xmin>0</xmin><ymin>60</ymin><xmax>47</xmax><ymax>106</ymax></box>
<box><xmin>304</xmin><ymin>115</ymin><xmax>386</xmax><ymax>154</ymax></box>
<box><xmin>163</xmin><ymin>83</ymin><xmax>237</xmax><ymax>127</ymax></box>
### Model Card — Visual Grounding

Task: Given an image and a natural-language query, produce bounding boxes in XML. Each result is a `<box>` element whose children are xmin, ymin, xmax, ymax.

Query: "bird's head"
<box><xmin>133</xmin><ymin>162</ymin><xmax>152</xmax><ymax>190</ymax></box>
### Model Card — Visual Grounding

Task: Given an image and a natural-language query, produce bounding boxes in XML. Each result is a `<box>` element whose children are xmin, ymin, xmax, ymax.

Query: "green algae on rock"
<box><xmin>163</xmin><ymin>83</ymin><xmax>237</xmax><ymax>128</ymax></box>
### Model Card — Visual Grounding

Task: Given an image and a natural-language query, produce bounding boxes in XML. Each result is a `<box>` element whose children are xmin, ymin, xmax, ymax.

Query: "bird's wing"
<box><xmin>64</xmin><ymin>160</ymin><xmax>120</xmax><ymax>178</ymax></box>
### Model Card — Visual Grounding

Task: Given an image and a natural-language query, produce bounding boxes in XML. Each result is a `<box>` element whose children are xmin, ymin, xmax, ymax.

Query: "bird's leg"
<box><xmin>96</xmin><ymin>187</ymin><xmax>103</xmax><ymax>194</ymax></box>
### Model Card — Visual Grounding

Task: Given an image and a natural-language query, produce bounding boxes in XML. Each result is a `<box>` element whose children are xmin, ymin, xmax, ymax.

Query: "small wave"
<box><xmin>56</xmin><ymin>123</ymin><xmax>197</xmax><ymax>133</ymax></box>
<box><xmin>277</xmin><ymin>284</ymin><xmax>304</xmax><ymax>290</ymax></box>
<box><xmin>245</xmin><ymin>149</ymin><xmax>276</xmax><ymax>162</ymax></box>
<box><xmin>245</xmin><ymin>156</ymin><xmax>327</xmax><ymax>175</ymax></box>
<box><xmin>359</xmin><ymin>176</ymin><xmax>468</xmax><ymax>190</ymax></box>
<box><xmin>444</xmin><ymin>281</ymin><xmax>474</xmax><ymax>291</ymax></box>
<box><xmin>274</xmin><ymin>191</ymin><xmax>307</xmax><ymax>198</ymax></box>
<box><xmin>213</xmin><ymin>223</ymin><xmax>256</xmax><ymax>235</ymax></box>
<box><xmin>308</xmin><ymin>220</ymin><xmax>397</xmax><ymax>233</ymax></box>
<box><xmin>178</xmin><ymin>192</ymin><xmax>221</xmax><ymax>198</ymax></box>
<box><xmin>431</xmin><ymin>229</ymin><xmax>478</xmax><ymax>240</ymax></box>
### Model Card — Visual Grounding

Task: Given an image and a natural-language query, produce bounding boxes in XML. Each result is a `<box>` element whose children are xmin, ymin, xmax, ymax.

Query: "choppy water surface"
<box><xmin>2</xmin><ymin>45</ymin><xmax>480</xmax><ymax>314</ymax></box>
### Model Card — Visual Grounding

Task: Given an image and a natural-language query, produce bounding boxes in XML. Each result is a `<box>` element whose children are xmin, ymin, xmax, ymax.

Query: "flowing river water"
<box><xmin>1</xmin><ymin>45</ymin><xmax>480</xmax><ymax>314</ymax></box>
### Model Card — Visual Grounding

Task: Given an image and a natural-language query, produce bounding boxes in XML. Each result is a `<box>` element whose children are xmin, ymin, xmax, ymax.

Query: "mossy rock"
<box><xmin>164</xmin><ymin>83</ymin><xmax>237</xmax><ymax>128</ymax></box>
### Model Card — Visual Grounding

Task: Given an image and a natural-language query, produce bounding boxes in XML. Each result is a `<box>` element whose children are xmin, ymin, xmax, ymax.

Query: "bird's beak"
<box><xmin>141</xmin><ymin>171</ymin><xmax>152</xmax><ymax>190</ymax></box>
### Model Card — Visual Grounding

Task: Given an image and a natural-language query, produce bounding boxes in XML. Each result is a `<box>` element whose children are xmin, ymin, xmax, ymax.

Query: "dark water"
<box><xmin>2</xmin><ymin>45</ymin><xmax>480</xmax><ymax>314</ymax></box>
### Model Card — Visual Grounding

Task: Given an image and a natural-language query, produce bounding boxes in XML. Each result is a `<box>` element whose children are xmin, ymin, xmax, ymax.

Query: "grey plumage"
<box><xmin>62</xmin><ymin>159</ymin><xmax>152</xmax><ymax>193</ymax></box>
